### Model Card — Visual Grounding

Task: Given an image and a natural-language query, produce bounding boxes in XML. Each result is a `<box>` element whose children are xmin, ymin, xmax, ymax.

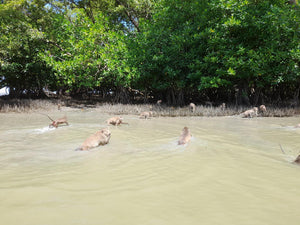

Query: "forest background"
<box><xmin>0</xmin><ymin>0</ymin><xmax>299</xmax><ymax>107</ymax></box>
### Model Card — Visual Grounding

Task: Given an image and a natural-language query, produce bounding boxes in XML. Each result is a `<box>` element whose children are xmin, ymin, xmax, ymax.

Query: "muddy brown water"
<box><xmin>1</xmin><ymin>110</ymin><xmax>300</xmax><ymax>225</ymax></box>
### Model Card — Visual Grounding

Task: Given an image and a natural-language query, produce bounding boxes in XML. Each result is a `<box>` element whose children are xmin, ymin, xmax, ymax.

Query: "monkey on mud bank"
<box><xmin>240</xmin><ymin>107</ymin><xmax>258</xmax><ymax>118</ymax></box>
<box><xmin>189</xmin><ymin>103</ymin><xmax>196</xmax><ymax>113</ymax></box>
<box><xmin>259</xmin><ymin>105</ymin><xmax>267</xmax><ymax>113</ymax></box>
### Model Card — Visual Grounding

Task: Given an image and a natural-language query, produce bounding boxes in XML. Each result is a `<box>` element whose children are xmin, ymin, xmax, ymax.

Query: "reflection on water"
<box><xmin>1</xmin><ymin>111</ymin><xmax>300</xmax><ymax>225</ymax></box>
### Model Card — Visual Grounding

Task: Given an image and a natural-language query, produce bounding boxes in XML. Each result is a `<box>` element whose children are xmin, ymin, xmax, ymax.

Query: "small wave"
<box><xmin>33</xmin><ymin>126</ymin><xmax>56</xmax><ymax>134</ymax></box>
<box><xmin>158</xmin><ymin>136</ymin><xmax>205</xmax><ymax>152</ymax></box>
<box><xmin>278</xmin><ymin>125</ymin><xmax>300</xmax><ymax>131</ymax></box>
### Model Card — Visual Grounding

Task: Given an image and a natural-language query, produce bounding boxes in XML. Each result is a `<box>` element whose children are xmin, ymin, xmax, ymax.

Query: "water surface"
<box><xmin>0</xmin><ymin>111</ymin><xmax>300</xmax><ymax>225</ymax></box>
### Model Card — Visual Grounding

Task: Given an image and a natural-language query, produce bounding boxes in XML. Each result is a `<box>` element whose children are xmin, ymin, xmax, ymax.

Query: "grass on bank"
<box><xmin>0</xmin><ymin>99</ymin><xmax>299</xmax><ymax>117</ymax></box>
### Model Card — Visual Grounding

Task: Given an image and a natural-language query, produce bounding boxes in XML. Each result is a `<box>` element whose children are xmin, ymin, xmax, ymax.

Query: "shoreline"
<box><xmin>0</xmin><ymin>99</ymin><xmax>299</xmax><ymax>117</ymax></box>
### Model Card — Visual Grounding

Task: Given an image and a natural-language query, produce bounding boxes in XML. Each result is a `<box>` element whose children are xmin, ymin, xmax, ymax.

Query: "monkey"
<box><xmin>76</xmin><ymin>127</ymin><xmax>111</xmax><ymax>151</ymax></box>
<box><xmin>155</xmin><ymin>99</ymin><xmax>163</xmax><ymax>111</ymax></box>
<box><xmin>106</xmin><ymin>116</ymin><xmax>128</xmax><ymax>126</ymax></box>
<box><xmin>220</xmin><ymin>103</ymin><xmax>226</xmax><ymax>111</ymax></box>
<box><xmin>259</xmin><ymin>105</ymin><xmax>267</xmax><ymax>113</ymax></box>
<box><xmin>294</xmin><ymin>155</ymin><xmax>300</xmax><ymax>164</ymax></box>
<box><xmin>49</xmin><ymin>116</ymin><xmax>68</xmax><ymax>128</ymax></box>
<box><xmin>240</xmin><ymin>107</ymin><xmax>258</xmax><ymax>118</ymax></box>
<box><xmin>178</xmin><ymin>127</ymin><xmax>192</xmax><ymax>145</ymax></box>
<box><xmin>40</xmin><ymin>113</ymin><xmax>68</xmax><ymax>128</ymax></box>
<box><xmin>139</xmin><ymin>111</ymin><xmax>153</xmax><ymax>119</ymax></box>
<box><xmin>189</xmin><ymin>103</ymin><xmax>196</xmax><ymax>113</ymax></box>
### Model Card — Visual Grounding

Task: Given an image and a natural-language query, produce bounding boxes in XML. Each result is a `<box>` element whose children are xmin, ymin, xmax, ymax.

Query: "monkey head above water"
<box><xmin>178</xmin><ymin>127</ymin><xmax>192</xmax><ymax>145</ymax></box>
<box><xmin>106</xmin><ymin>116</ymin><xmax>128</xmax><ymax>126</ymax></box>
<box><xmin>77</xmin><ymin>127</ymin><xmax>111</xmax><ymax>151</ymax></box>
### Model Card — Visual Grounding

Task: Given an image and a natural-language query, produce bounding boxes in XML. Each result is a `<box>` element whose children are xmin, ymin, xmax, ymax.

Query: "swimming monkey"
<box><xmin>77</xmin><ymin>127</ymin><xmax>111</xmax><ymax>151</ymax></box>
<box><xmin>178</xmin><ymin>127</ymin><xmax>192</xmax><ymax>145</ymax></box>
<box><xmin>139</xmin><ymin>111</ymin><xmax>153</xmax><ymax>119</ymax></box>
<box><xmin>106</xmin><ymin>116</ymin><xmax>128</xmax><ymax>126</ymax></box>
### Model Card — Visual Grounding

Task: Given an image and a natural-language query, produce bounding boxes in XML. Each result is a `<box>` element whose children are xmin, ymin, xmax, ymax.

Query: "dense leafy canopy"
<box><xmin>0</xmin><ymin>0</ymin><xmax>299</xmax><ymax>105</ymax></box>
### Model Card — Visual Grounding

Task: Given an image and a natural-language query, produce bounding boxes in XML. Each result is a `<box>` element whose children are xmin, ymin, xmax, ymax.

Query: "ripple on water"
<box><xmin>2</xmin><ymin>113</ymin><xmax>300</xmax><ymax>225</ymax></box>
<box><xmin>33</xmin><ymin>126</ymin><xmax>56</xmax><ymax>134</ymax></box>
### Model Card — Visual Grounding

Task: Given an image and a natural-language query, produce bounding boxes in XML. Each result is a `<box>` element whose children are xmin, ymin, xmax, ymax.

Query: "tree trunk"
<box><xmin>114</xmin><ymin>87</ymin><xmax>130</xmax><ymax>104</ymax></box>
<box><xmin>166</xmin><ymin>88</ymin><xmax>185</xmax><ymax>106</ymax></box>
<box><xmin>292</xmin><ymin>85</ymin><xmax>300</xmax><ymax>107</ymax></box>
<box><xmin>235</xmin><ymin>82</ymin><xmax>250</xmax><ymax>106</ymax></box>
<box><xmin>252</xmin><ymin>88</ymin><xmax>261</xmax><ymax>106</ymax></box>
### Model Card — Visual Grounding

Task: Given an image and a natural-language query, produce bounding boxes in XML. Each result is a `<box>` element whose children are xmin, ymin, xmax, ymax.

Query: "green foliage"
<box><xmin>129</xmin><ymin>0</ymin><xmax>299</xmax><ymax>104</ymax></box>
<box><xmin>200</xmin><ymin>0</ymin><xmax>300</xmax><ymax>91</ymax></box>
<box><xmin>128</xmin><ymin>0</ymin><xmax>209</xmax><ymax>94</ymax></box>
<box><xmin>0</xmin><ymin>0</ymin><xmax>56</xmax><ymax>96</ymax></box>
<box><xmin>40</xmin><ymin>9</ymin><xmax>131</xmax><ymax>91</ymax></box>
<box><xmin>0</xmin><ymin>0</ymin><xmax>299</xmax><ymax>104</ymax></box>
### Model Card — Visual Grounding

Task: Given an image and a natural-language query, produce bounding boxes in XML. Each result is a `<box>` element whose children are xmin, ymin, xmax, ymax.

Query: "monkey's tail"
<box><xmin>38</xmin><ymin>113</ymin><xmax>55</xmax><ymax>122</ymax></box>
<box><xmin>279</xmin><ymin>144</ymin><xmax>286</xmax><ymax>154</ymax></box>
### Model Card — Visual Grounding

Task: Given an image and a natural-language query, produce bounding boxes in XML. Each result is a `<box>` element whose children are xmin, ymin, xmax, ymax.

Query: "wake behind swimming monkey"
<box><xmin>294</xmin><ymin>123</ymin><xmax>300</xmax><ymax>128</ymax></box>
<box><xmin>106</xmin><ymin>116</ymin><xmax>128</xmax><ymax>126</ymax></box>
<box><xmin>178</xmin><ymin>127</ymin><xmax>192</xmax><ymax>145</ymax></box>
<box><xmin>77</xmin><ymin>127</ymin><xmax>111</xmax><ymax>151</ymax></box>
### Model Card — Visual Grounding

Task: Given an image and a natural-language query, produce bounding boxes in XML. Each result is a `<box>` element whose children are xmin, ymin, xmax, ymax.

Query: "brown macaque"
<box><xmin>178</xmin><ymin>127</ymin><xmax>192</xmax><ymax>145</ymax></box>
<box><xmin>45</xmin><ymin>115</ymin><xmax>68</xmax><ymax>128</ymax></box>
<box><xmin>77</xmin><ymin>128</ymin><xmax>111</xmax><ymax>151</ymax></box>
<box><xmin>139</xmin><ymin>111</ymin><xmax>153</xmax><ymax>119</ymax></box>
<box><xmin>240</xmin><ymin>107</ymin><xmax>258</xmax><ymax>118</ymax></box>
<box><xmin>220</xmin><ymin>103</ymin><xmax>226</xmax><ymax>111</ymax></box>
<box><xmin>259</xmin><ymin>105</ymin><xmax>267</xmax><ymax>113</ymax></box>
<box><xmin>106</xmin><ymin>116</ymin><xmax>128</xmax><ymax>126</ymax></box>
<box><xmin>189</xmin><ymin>103</ymin><xmax>196</xmax><ymax>113</ymax></box>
